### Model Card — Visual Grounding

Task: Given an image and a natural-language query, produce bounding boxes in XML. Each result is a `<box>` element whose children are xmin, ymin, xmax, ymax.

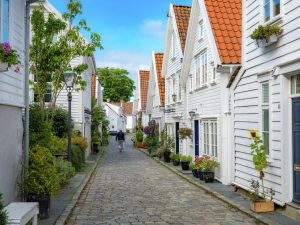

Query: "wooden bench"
<box><xmin>5</xmin><ymin>202</ymin><xmax>39</xmax><ymax>225</ymax></box>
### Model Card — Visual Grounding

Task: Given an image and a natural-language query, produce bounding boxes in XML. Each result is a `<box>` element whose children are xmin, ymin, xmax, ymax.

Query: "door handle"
<box><xmin>294</xmin><ymin>164</ymin><xmax>300</xmax><ymax>172</ymax></box>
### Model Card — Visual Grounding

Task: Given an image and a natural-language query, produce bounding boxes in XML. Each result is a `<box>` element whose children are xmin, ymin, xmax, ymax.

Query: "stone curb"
<box><xmin>54</xmin><ymin>151</ymin><xmax>105</xmax><ymax>225</ymax></box>
<box><xmin>137</xmin><ymin>148</ymin><xmax>279</xmax><ymax>225</ymax></box>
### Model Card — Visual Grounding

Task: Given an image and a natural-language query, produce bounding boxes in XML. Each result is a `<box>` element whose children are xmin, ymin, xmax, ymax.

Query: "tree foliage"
<box><xmin>97</xmin><ymin>67</ymin><xmax>135</xmax><ymax>102</ymax></box>
<box><xmin>30</xmin><ymin>0</ymin><xmax>103</xmax><ymax>113</ymax></box>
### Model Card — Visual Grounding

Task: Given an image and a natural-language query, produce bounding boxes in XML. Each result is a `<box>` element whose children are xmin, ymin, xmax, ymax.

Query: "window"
<box><xmin>198</xmin><ymin>20</ymin><xmax>204</xmax><ymax>40</ymax></box>
<box><xmin>212</xmin><ymin>67</ymin><xmax>216</xmax><ymax>82</ymax></box>
<box><xmin>168</xmin><ymin>79</ymin><xmax>172</xmax><ymax>104</ymax></box>
<box><xmin>202</xmin><ymin>120</ymin><xmax>217</xmax><ymax>157</ymax></box>
<box><xmin>261</xmin><ymin>82</ymin><xmax>270</xmax><ymax>154</ymax></box>
<box><xmin>1</xmin><ymin>0</ymin><xmax>9</xmax><ymax>42</ymax></box>
<box><xmin>177</xmin><ymin>71</ymin><xmax>181</xmax><ymax>101</ymax></box>
<box><xmin>264</xmin><ymin>0</ymin><xmax>281</xmax><ymax>22</ymax></box>
<box><xmin>195</xmin><ymin>56</ymin><xmax>201</xmax><ymax>87</ymax></box>
<box><xmin>291</xmin><ymin>75</ymin><xmax>300</xmax><ymax>95</ymax></box>
<box><xmin>171</xmin><ymin>31</ymin><xmax>176</xmax><ymax>58</ymax></box>
<box><xmin>172</xmin><ymin>77</ymin><xmax>176</xmax><ymax>102</ymax></box>
<box><xmin>34</xmin><ymin>84</ymin><xmax>52</xmax><ymax>103</ymax></box>
<box><xmin>195</xmin><ymin>51</ymin><xmax>208</xmax><ymax>87</ymax></box>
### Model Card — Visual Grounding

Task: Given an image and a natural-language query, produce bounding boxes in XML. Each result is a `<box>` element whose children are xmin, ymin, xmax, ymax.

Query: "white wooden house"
<box><xmin>30</xmin><ymin>1</ymin><xmax>97</xmax><ymax>155</ymax></box>
<box><xmin>180</xmin><ymin>0</ymin><xmax>242</xmax><ymax>185</ymax></box>
<box><xmin>146</xmin><ymin>52</ymin><xmax>165</xmax><ymax>132</ymax></box>
<box><xmin>137</xmin><ymin>70</ymin><xmax>150</xmax><ymax>127</ymax></box>
<box><xmin>228</xmin><ymin>0</ymin><xmax>300</xmax><ymax>206</ymax></box>
<box><xmin>105</xmin><ymin>102</ymin><xmax>126</xmax><ymax>134</ymax></box>
<box><xmin>0</xmin><ymin>0</ymin><xmax>26</xmax><ymax>204</ymax></box>
<box><xmin>162</xmin><ymin>4</ymin><xmax>191</xmax><ymax>154</ymax></box>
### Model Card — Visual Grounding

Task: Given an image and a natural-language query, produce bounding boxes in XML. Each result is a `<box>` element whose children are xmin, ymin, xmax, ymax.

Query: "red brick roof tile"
<box><xmin>154</xmin><ymin>53</ymin><xmax>165</xmax><ymax>107</ymax></box>
<box><xmin>173</xmin><ymin>5</ymin><xmax>191</xmax><ymax>52</ymax></box>
<box><xmin>139</xmin><ymin>70</ymin><xmax>150</xmax><ymax>111</ymax></box>
<box><xmin>111</xmin><ymin>102</ymin><xmax>133</xmax><ymax>116</ymax></box>
<box><xmin>205</xmin><ymin>0</ymin><xmax>242</xmax><ymax>64</ymax></box>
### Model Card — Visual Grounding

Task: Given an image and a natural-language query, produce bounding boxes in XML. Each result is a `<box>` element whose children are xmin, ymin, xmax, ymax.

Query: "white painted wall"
<box><xmin>231</xmin><ymin>0</ymin><xmax>300</xmax><ymax>205</ymax></box>
<box><xmin>0</xmin><ymin>0</ymin><xmax>25</xmax><ymax>205</ymax></box>
<box><xmin>105</xmin><ymin>103</ymin><xmax>126</xmax><ymax>132</ymax></box>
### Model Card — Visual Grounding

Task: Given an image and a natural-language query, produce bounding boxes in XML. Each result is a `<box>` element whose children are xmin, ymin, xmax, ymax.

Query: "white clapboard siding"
<box><xmin>0</xmin><ymin>0</ymin><xmax>25</xmax><ymax>107</ymax></box>
<box><xmin>233</xmin><ymin>0</ymin><xmax>300</xmax><ymax>205</ymax></box>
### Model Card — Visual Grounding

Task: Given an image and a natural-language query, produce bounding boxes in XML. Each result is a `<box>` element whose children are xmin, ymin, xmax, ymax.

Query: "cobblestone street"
<box><xmin>67</xmin><ymin>138</ymin><xmax>260</xmax><ymax>225</ymax></box>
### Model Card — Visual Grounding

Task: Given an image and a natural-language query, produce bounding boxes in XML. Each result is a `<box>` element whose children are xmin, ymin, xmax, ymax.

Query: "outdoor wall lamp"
<box><xmin>64</xmin><ymin>66</ymin><xmax>75</xmax><ymax>161</ymax></box>
<box><xmin>189</xmin><ymin>110</ymin><xmax>196</xmax><ymax>119</ymax></box>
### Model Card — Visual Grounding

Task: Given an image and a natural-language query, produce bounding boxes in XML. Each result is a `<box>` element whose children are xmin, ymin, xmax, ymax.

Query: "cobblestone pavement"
<box><xmin>67</xmin><ymin>138</ymin><xmax>261</xmax><ymax>225</ymax></box>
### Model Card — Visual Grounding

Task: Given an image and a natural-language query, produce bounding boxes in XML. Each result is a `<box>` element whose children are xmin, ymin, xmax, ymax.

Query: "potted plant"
<box><xmin>199</xmin><ymin>156</ymin><xmax>220</xmax><ymax>183</ymax></box>
<box><xmin>195</xmin><ymin>155</ymin><xmax>210</xmax><ymax>180</ymax></box>
<box><xmin>0</xmin><ymin>42</ymin><xmax>20</xmax><ymax>72</ymax></box>
<box><xmin>92</xmin><ymin>132</ymin><xmax>101</xmax><ymax>153</ymax></box>
<box><xmin>0</xmin><ymin>193</ymin><xmax>8</xmax><ymax>225</ymax></box>
<box><xmin>143</xmin><ymin>136</ymin><xmax>151</xmax><ymax>149</ymax></box>
<box><xmin>180</xmin><ymin>155</ymin><xmax>193</xmax><ymax>171</ymax></box>
<box><xmin>170</xmin><ymin>153</ymin><xmax>180</xmax><ymax>166</ymax></box>
<box><xmin>179</xmin><ymin>127</ymin><xmax>193</xmax><ymax>140</ymax></box>
<box><xmin>248</xmin><ymin>130</ymin><xmax>275</xmax><ymax>212</ymax></box>
<box><xmin>250</xmin><ymin>25</ymin><xmax>283</xmax><ymax>47</ymax></box>
<box><xmin>22</xmin><ymin>146</ymin><xmax>60</xmax><ymax>219</ymax></box>
<box><xmin>131</xmin><ymin>135</ymin><xmax>136</xmax><ymax>146</ymax></box>
<box><xmin>189</xmin><ymin>163</ymin><xmax>198</xmax><ymax>177</ymax></box>
<box><xmin>135</xmin><ymin>130</ymin><xmax>144</xmax><ymax>148</ymax></box>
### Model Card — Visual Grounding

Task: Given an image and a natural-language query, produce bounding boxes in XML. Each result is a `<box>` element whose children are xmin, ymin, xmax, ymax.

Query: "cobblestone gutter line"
<box><xmin>54</xmin><ymin>151</ymin><xmax>105</xmax><ymax>225</ymax></box>
<box><xmin>137</xmin><ymin>148</ymin><xmax>280</xmax><ymax>225</ymax></box>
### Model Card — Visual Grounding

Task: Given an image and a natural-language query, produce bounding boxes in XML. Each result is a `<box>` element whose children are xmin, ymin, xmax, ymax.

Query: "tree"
<box><xmin>30</xmin><ymin>1</ymin><xmax>103</xmax><ymax>115</ymax></box>
<box><xmin>97</xmin><ymin>67</ymin><xmax>135</xmax><ymax>102</ymax></box>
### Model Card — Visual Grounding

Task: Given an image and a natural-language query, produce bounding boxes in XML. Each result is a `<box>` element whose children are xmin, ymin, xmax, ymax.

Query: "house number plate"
<box><xmin>294</xmin><ymin>164</ymin><xmax>300</xmax><ymax>172</ymax></box>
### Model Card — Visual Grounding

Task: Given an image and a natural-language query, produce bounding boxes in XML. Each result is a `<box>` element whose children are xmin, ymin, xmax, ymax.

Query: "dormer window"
<box><xmin>264</xmin><ymin>0</ymin><xmax>281</xmax><ymax>22</ymax></box>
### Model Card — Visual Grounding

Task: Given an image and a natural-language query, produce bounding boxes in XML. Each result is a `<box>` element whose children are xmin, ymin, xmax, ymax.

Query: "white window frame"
<box><xmin>172</xmin><ymin>76</ymin><xmax>176</xmax><ymax>102</ymax></box>
<box><xmin>263</xmin><ymin>0</ymin><xmax>281</xmax><ymax>23</ymax></box>
<box><xmin>0</xmin><ymin>0</ymin><xmax>10</xmax><ymax>42</ymax></box>
<box><xmin>195</xmin><ymin>56</ymin><xmax>201</xmax><ymax>87</ymax></box>
<box><xmin>198</xmin><ymin>20</ymin><xmax>204</xmax><ymax>40</ymax></box>
<box><xmin>195</xmin><ymin>51</ymin><xmax>208</xmax><ymax>88</ymax></box>
<box><xmin>201</xmin><ymin>119</ymin><xmax>218</xmax><ymax>158</ymax></box>
<box><xmin>291</xmin><ymin>74</ymin><xmax>300</xmax><ymax>96</ymax></box>
<box><xmin>259</xmin><ymin>75</ymin><xmax>271</xmax><ymax>156</ymax></box>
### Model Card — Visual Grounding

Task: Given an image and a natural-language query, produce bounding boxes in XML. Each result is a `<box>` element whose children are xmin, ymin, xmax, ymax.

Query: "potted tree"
<box><xmin>250</xmin><ymin>25</ymin><xmax>283</xmax><ymax>47</ymax></box>
<box><xmin>180</xmin><ymin>155</ymin><xmax>193</xmax><ymax>171</ymax></box>
<box><xmin>248</xmin><ymin>130</ymin><xmax>275</xmax><ymax>212</ymax></box>
<box><xmin>135</xmin><ymin>130</ymin><xmax>144</xmax><ymax>148</ymax></box>
<box><xmin>170</xmin><ymin>153</ymin><xmax>180</xmax><ymax>166</ymax></box>
<box><xmin>22</xmin><ymin>146</ymin><xmax>60</xmax><ymax>219</ymax></box>
<box><xmin>200</xmin><ymin>157</ymin><xmax>220</xmax><ymax>183</ymax></box>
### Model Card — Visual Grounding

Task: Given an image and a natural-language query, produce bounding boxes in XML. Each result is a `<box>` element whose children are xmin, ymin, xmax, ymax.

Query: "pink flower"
<box><xmin>14</xmin><ymin>66</ymin><xmax>20</xmax><ymax>73</ymax></box>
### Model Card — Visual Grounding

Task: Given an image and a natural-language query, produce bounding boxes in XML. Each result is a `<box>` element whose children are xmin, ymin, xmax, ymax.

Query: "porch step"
<box><xmin>280</xmin><ymin>202</ymin><xmax>300</xmax><ymax>221</ymax></box>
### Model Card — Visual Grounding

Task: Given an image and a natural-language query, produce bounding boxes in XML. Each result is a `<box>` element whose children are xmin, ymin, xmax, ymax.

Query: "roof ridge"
<box><xmin>173</xmin><ymin>4</ymin><xmax>191</xmax><ymax>8</ymax></box>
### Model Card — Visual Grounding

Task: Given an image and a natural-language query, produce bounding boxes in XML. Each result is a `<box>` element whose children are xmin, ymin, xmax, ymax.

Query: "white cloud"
<box><xmin>96</xmin><ymin>50</ymin><xmax>151</xmax><ymax>82</ymax></box>
<box><xmin>140</xmin><ymin>19</ymin><xmax>165</xmax><ymax>38</ymax></box>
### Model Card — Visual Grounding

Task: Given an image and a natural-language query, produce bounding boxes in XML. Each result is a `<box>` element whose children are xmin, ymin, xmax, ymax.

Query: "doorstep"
<box><xmin>39</xmin><ymin>151</ymin><xmax>104</xmax><ymax>225</ymax></box>
<box><xmin>138</xmin><ymin>148</ymin><xmax>300</xmax><ymax>225</ymax></box>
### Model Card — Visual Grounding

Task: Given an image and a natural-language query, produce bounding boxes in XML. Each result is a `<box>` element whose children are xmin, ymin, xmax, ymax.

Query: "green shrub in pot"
<box><xmin>180</xmin><ymin>155</ymin><xmax>193</xmax><ymax>163</ymax></box>
<box><xmin>136</xmin><ymin>130</ymin><xmax>144</xmax><ymax>142</ymax></box>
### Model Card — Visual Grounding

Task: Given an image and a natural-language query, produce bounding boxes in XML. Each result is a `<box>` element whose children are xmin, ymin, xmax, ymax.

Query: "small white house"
<box><xmin>105</xmin><ymin>102</ymin><xmax>126</xmax><ymax>134</ymax></box>
<box><xmin>180</xmin><ymin>0</ymin><xmax>242</xmax><ymax>185</ymax></box>
<box><xmin>146</xmin><ymin>52</ymin><xmax>165</xmax><ymax>132</ymax></box>
<box><xmin>228</xmin><ymin>0</ymin><xmax>300</xmax><ymax>206</ymax></box>
<box><xmin>162</xmin><ymin>4</ymin><xmax>191</xmax><ymax>154</ymax></box>
<box><xmin>30</xmin><ymin>1</ymin><xmax>98</xmax><ymax>155</ymax></box>
<box><xmin>136</xmin><ymin>70</ymin><xmax>150</xmax><ymax>127</ymax></box>
<box><xmin>0</xmin><ymin>0</ymin><xmax>26</xmax><ymax>204</ymax></box>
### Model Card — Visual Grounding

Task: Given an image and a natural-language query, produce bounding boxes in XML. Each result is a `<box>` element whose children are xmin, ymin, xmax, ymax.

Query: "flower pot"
<box><xmin>92</xmin><ymin>144</ymin><xmax>99</xmax><ymax>153</ymax></box>
<box><xmin>163</xmin><ymin>152</ymin><xmax>171</xmax><ymax>163</ymax></box>
<box><xmin>27</xmin><ymin>194</ymin><xmax>51</xmax><ymax>219</ymax></box>
<box><xmin>197</xmin><ymin>170</ymin><xmax>203</xmax><ymax>180</ymax></box>
<box><xmin>203</xmin><ymin>171</ymin><xmax>214</xmax><ymax>183</ymax></box>
<box><xmin>192</xmin><ymin>169</ymin><xmax>199</xmax><ymax>178</ymax></box>
<box><xmin>173</xmin><ymin>160</ymin><xmax>180</xmax><ymax>166</ymax></box>
<box><xmin>181</xmin><ymin>161</ymin><xmax>190</xmax><ymax>171</ymax></box>
<box><xmin>250</xmin><ymin>200</ymin><xmax>274</xmax><ymax>213</ymax></box>
<box><xmin>0</xmin><ymin>61</ymin><xmax>8</xmax><ymax>72</ymax></box>
<box><xmin>257</xmin><ymin>34</ymin><xmax>279</xmax><ymax>47</ymax></box>
<box><xmin>135</xmin><ymin>142</ymin><xmax>143</xmax><ymax>148</ymax></box>
<box><xmin>142</xmin><ymin>143</ymin><xmax>149</xmax><ymax>149</ymax></box>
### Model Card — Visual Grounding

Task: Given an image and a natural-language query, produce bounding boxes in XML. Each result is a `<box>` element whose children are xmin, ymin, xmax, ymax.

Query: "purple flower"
<box><xmin>0</xmin><ymin>42</ymin><xmax>11</xmax><ymax>54</ymax></box>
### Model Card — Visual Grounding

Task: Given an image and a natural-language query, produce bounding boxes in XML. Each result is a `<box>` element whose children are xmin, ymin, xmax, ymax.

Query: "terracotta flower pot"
<box><xmin>250</xmin><ymin>200</ymin><xmax>274</xmax><ymax>213</ymax></box>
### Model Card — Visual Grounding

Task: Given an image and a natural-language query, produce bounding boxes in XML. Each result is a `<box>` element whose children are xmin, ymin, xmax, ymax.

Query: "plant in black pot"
<box><xmin>22</xmin><ymin>146</ymin><xmax>60</xmax><ymax>219</ymax></box>
<box><xmin>189</xmin><ymin>163</ymin><xmax>197</xmax><ymax>177</ymax></box>
<box><xmin>170</xmin><ymin>153</ymin><xmax>180</xmax><ymax>166</ymax></box>
<box><xmin>200</xmin><ymin>157</ymin><xmax>220</xmax><ymax>183</ymax></box>
<box><xmin>180</xmin><ymin>155</ymin><xmax>193</xmax><ymax>171</ymax></box>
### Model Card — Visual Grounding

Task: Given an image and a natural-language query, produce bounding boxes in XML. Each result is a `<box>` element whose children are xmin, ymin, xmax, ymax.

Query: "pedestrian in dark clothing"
<box><xmin>116</xmin><ymin>130</ymin><xmax>125</xmax><ymax>152</ymax></box>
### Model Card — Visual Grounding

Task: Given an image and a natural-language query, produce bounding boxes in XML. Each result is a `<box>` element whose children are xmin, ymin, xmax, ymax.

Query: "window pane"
<box><xmin>3</xmin><ymin>0</ymin><xmax>9</xmax><ymax>42</ymax></box>
<box><xmin>264</xmin><ymin>0</ymin><xmax>270</xmax><ymax>22</ymax></box>
<box><xmin>297</xmin><ymin>75</ymin><xmax>300</xmax><ymax>94</ymax></box>
<box><xmin>214</xmin><ymin>122</ymin><xmax>217</xmax><ymax>157</ymax></box>
<box><xmin>263</xmin><ymin>109</ymin><xmax>269</xmax><ymax>131</ymax></box>
<box><xmin>262</xmin><ymin>82</ymin><xmax>269</xmax><ymax>104</ymax></box>
<box><xmin>263</xmin><ymin>132</ymin><xmax>270</xmax><ymax>155</ymax></box>
<box><xmin>195</xmin><ymin>57</ymin><xmax>200</xmax><ymax>86</ymax></box>
<box><xmin>273</xmin><ymin>0</ymin><xmax>280</xmax><ymax>16</ymax></box>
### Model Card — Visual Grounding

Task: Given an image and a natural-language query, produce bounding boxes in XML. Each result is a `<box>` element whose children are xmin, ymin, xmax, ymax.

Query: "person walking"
<box><xmin>116</xmin><ymin>129</ymin><xmax>125</xmax><ymax>152</ymax></box>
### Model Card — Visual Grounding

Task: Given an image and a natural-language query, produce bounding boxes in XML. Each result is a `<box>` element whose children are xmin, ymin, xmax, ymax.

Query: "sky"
<box><xmin>48</xmin><ymin>0</ymin><xmax>191</xmax><ymax>85</ymax></box>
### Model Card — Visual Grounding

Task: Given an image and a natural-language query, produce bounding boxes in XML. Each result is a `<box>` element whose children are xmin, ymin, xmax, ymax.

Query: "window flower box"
<box><xmin>250</xmin><ymin>25</ymin><xmax>283</xmax><ymax>48</ymax></box>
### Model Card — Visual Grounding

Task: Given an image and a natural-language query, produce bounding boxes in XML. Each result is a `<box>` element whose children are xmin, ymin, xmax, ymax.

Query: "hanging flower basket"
<box><xmin>179</xmin><ymin>127</ymin><xmax>193</xmax><ymax>139</ymax></box>
<box><xmin>0</xmin><ymin>42</ymin><xmax>20</xmax><ymax>72</ymax></box>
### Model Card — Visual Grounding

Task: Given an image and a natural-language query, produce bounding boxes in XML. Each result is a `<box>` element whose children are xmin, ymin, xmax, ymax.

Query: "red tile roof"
<box><xmin>205</xmin><ymin>0</ymin><xmax>242</xmax><ymax>64</ymax></box>
<box><xmin>111</xmin><ymin>102</ymin><xmax>133</xmax><ymax>116</ymax></box>
<box><xmin>139</xmin><ymin>70</ymin><xmax>150</xmax><ymax>111</ymax></box>
<box><xmin>173</xmin><ymin>5</ymin><xmax>191</xmax><ymax>52</ymax></box>
<box><xmin>154</xmin><ymin>53</ymin><xmax>165</xmax><ymax>107</ymax></box>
